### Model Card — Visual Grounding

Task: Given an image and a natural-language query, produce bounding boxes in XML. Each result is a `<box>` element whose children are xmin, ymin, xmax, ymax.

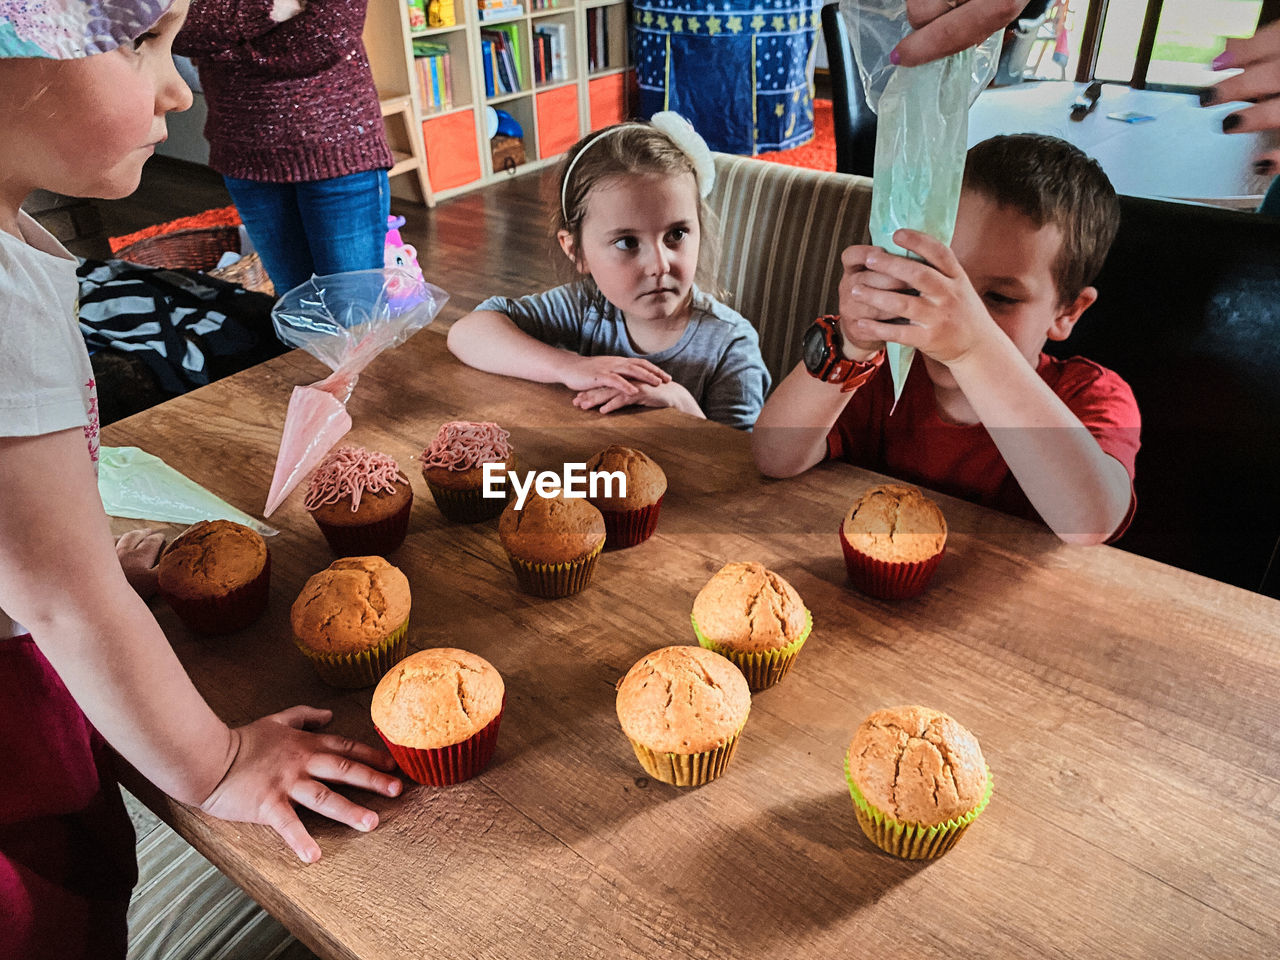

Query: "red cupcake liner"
<box><xmin>313</xmin><ymin>495</ymin><xmax>413</xmax><ymax>557</ymax></box>
<box><xmin>376</xmin><ymin>699</ymin><xmax>505</xmax><ymax>786</ymax></box>
<box><xmin>599</xmin><ymin>496</ymin><xmax>663</xmax><ymax>549</ymax></box>
<box><xmin>838</xmin><ymin>523</ymin><xmax>943</xmax><ymax>600</ymax></box>
<box><xmin>163</xmin><ymin>552</ymin><xmax>271</xmax><ymax>636</ymax></box>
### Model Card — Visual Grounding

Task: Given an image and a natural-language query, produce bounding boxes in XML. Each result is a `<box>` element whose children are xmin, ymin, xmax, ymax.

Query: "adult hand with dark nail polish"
<box><xmin>1206</xmin><ymin>19</ymin><xmax>1280</xmax><ymax>175</ymax></box>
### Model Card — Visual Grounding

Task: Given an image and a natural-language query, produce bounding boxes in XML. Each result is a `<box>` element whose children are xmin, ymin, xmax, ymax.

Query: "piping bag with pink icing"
<box><xmin>263</xmin><ymin>268</ymin><xmax>448</xmax><ymax>517</ymax></box>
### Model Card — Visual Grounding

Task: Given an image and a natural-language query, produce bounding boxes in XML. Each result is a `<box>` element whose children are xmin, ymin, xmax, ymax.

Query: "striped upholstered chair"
<box><xmin>706</xmin><ymin>154</ymin><xmax>874</xmax><ymax>385</ymax></box>
<box><xmin>126</xmin><ymin>795</ymin><xmax>317</xmax><ymax>959</ymax></box>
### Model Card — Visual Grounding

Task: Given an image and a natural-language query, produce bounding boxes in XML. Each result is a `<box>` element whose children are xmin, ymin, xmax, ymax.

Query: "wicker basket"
<box><xmin>114</xmin><ymin>226</ymin><xmax>275</xmax><ymax>297</ymax></box>
<box><xmin>208</xmin><ymin>253</ymin><xmax>274</xmax><ymax>296</ymax></box>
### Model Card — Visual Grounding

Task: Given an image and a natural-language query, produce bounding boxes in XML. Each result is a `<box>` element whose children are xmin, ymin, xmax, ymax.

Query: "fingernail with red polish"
<box><xmin>1212</xmin><ymin>51</ymin><xmax>1234</xmax><ymax>71</ymax></box>
<box><xmin>889</xmin><ymin>47</ymin><xmax>901</xmax><ymax>66</ymax></box>
<box><xmin>1223</xmin><ymin>113</ymin><xmax>1243</xmax><ymax>132</ymax></box>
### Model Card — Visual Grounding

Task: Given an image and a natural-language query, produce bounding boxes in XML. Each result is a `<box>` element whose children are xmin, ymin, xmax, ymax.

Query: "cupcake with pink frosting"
<box><xmin>305</xmin><ymin>446</ymin><xmax>414</xmax><ymax>556</ymax></box>
<box><xmin>419</xmin><ymin>421</ymin><xmax>515</xmax><ymax>523</ymax></box>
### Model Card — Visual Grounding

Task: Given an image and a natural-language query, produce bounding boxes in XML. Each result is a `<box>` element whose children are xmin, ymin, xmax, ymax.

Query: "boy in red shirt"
<box><xmin>753</xmin><ymin>134</ymin><xmax>1140</xmax><ymax>544</ymax></box>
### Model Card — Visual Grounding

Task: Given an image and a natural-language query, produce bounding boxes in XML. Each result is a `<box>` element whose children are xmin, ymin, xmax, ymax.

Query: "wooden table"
<box><xmin>105</xmin><ymin>327</ymin><xmax>1280</xmax><ymax>959</ymax></box>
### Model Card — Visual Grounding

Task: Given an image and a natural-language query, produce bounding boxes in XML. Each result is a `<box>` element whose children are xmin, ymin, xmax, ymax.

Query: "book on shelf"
<box><xmin>528</xmin><ymin>0</ymin><xmax>558</xmax><ymax>9</ymax></box>
<box><xmin>481</xmin><ymin>38</ymin><xmax>496</xmax><ymax>97</ymax></box>
<box><xmin>476</xmin><ymin>2</ymin><xmax>523</xmax><ymax>22</ymax></box>
<box><xmin>493</xmin><ymin>21</ymin><xmax>523</xmax><ymax>80</ymax></box>
<box><xmin>586</xmin><ymin>7</ymin><xmax>610</xmax><ymax>72</ymax></box>
<box><xmin>480</xmin><ymin>28</ymin><xmax>521</xmax><ymax>95</ymax></box>
<box><xmin>532</xmin><ymin>32</ymin><xmax>545</xmax><ymax>84</ymax></box>
<box><xmin>415</xmin><ymin>52</ymin><xmax>453</xmax><ymax>111</ymax></box>
<box><xmin>533</xmin><ymin>22</ymin><xmax>567</xmax><ymax>83</ymax></box>
<box><xmin>414</xmin><ymin>39</ymin><xmax>453</xmax><ymax>111</ymax></box>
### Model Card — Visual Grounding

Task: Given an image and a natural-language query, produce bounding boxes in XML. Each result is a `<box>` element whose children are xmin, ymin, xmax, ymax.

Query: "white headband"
<box><xmin>559</xmin><ymin>111</ymin><xmax>716</xmax><ymax>222</ymax></box>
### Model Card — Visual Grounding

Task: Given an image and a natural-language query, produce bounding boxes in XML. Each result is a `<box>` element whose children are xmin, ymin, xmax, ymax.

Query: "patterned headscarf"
<box><xmin>0</xmin><ymin>0</ymin><xmax>173</xmax><ymax>59</ymax></box>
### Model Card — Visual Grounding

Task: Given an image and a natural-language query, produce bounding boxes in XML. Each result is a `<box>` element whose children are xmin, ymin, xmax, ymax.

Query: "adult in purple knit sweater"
<box><xmin>174</xmin><ymin>0</ymin><xmax>393</xmax><ymax>293</ymax></box>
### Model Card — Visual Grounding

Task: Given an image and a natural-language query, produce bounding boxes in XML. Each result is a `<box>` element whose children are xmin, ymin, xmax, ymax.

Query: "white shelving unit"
<box><xmin>365</xmin><ymin>0</ymin><xmax>634</xmax><ymax>204</ymax></box>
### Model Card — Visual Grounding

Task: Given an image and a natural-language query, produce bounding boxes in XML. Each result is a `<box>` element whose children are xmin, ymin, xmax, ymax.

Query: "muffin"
<box><xmin>157</xmin><ymin>520</ymin><xmax>270</xmax><ymax>635</ymax></box>
<box><xmin>585</xmin><ymin>445</ymin><xmax>667</xmax><ymax>548</ymax></box>
<box><xmin>690</xmin><ymin>561</ymin><xmax>812</xmax><ymax>690</ymax></box>
<box><xmin>498</xmin><ymin>493</ymin><xmax>605</xmax><ymax>598</ymax></box>
<box><xmin>844</xmin><ymin>705</ymin><xmax>993</xmax><ymax>860</ymax></box>
<box><xmin>290</xmin><ymin>556</ymin><xmax>411</xmax><ymax>688</ymax></box>
<box><xmin>419</xmin><ymin>421</ymin><xmax>515</xmax><ymax>523</ymax></box>
<box><xmin>615</xmin><ymin>645</ymin><xmax>751</xmax><ymax>787</ymax></box>
<box><xmin>839</xmin><ymin>484</ymin><xmax>947</xmax><ymax>599</ymax></box>
<box><xmin>304</xmin><ymin>445</ymin><xmax>413</xmax><ymax>556</ymax></box>
<box><xmin>370</xmin><ymin>648</ymin><xmax>505</xmax><ymax>785</ymax></box>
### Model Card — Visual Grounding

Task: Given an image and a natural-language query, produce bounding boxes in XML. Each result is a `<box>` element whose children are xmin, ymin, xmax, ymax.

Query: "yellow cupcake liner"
<box><xmin>690</xmin><ymin>609</ymin><xmax>812</xmax><ymax>691</ymax></box>
<box><xmin>295</xmin><ymin>618</ymin><xmax>409</xmax><ymax>689</ymax></box>
<box><xmin>506</xmin><ymin>539</ymin><xmax>604</xmax><ymax>598</ymax></box>
<box><xmin>843</xmin><ymin>751</ymin><xmax>993</xmax><ymax>860</ymax></box>
<box><xmin>626</xmin><ymin>718</ymin><xmax>748</xmax><ymax>787</ymax></box>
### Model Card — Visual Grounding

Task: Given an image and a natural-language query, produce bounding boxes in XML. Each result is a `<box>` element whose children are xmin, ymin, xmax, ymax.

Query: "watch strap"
<box><xmin>839</xmin><ymin>348</ymin><xmax>885</xmax><ymax>393</ymax></box>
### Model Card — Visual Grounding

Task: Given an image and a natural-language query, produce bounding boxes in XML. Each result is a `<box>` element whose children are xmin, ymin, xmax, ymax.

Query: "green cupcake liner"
<box><xmin>843</xmin><ymin>751</ymin><xmax>993</xmax><ymax>859</ymax></box>
<box><xmin>295</xmin><ymin>618</ymin><xmax>409</xmax><ymax>689</ymax></box>
<box><xmin>506</xmin><ymin>540</ymin><xmax>603</xmax><ymax>598</ymax></box>
<box><xmin>691</xmin><ymin>609</ymin><xmax>812</xmax><ymax>691</ymax></box>
<box><xmin>628</xmin><ymin>723</ymin><xmax>746</xmax><ymax>787</ymax></box>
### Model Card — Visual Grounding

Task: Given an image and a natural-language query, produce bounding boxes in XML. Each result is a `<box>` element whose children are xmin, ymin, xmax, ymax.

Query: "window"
<box><xmin>1081</xmin><ymin>0</ymin><xmax>1279</xmax><ymax>90</ymax></box>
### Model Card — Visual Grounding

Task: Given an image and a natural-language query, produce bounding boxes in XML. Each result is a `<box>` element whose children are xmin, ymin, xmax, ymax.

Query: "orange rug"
<box><xmin>755</xmin><ymin>99</ymin><xmax>836</xmax><ymax>172</ymax></box>
<box><xmin>109</xmin><ymin>205</ymin><xmax>241</xmax><ymax>253</ymax></box>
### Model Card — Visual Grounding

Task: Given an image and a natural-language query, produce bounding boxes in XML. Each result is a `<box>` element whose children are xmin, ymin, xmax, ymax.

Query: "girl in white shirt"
<box><xmin>0</xmin><ymin>4</ymin><xmax>400</xmax><ymax>956</ymax></box>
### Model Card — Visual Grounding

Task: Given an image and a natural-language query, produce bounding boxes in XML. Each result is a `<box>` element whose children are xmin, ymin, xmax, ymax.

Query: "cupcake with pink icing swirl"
<box><xmin>419</xmin><ymin>421</ymin><xmax>515</xmax><ymax>523</ymax></box>
<box><xmin>305</xmin><ymin>446</ymin><xmax>414</xmax><ymax>556</ymax></box>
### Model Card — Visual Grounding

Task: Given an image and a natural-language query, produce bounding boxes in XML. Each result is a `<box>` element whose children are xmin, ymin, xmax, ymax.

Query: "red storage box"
<box><xmin>536</xmin><ymin>85</ymin><xmax>581</xmax><ymax>159</ymax></box>
<box><xmin>589</xmin><ymin>73</ymin><xmax>626</xmax><ymax>130</ymax></box>
<box><xmin>423</xmin><ymin>111</ymin><xmax>482</xmax><ymax>192</ymax></box>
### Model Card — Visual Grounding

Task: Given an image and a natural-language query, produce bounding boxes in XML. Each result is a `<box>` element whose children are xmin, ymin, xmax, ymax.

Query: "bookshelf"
<box><xmin>365</xmin><ymin>0</ymin><xmax>634</xmax><ymax>204</ymax></box>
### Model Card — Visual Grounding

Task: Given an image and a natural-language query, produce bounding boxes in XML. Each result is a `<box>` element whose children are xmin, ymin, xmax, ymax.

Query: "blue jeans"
<box><xmin>224</xmin><ymin>169</ymin><xmax>390</xmax><ymax>295</ymax></box>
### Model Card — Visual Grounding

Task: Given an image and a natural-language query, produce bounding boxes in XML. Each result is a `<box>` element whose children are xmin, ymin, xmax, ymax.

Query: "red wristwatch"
<box><xmin>801</xmin><ymin>315</ymin><xmax>885</xmax><ymax>392</ymax></box>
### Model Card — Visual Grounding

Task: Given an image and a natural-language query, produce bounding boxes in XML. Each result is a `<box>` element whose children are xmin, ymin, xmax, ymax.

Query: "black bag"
<box><xmin>76</xmin><ymin>258</ymin><xmax>287</xmax><ymax>424</ymax></box>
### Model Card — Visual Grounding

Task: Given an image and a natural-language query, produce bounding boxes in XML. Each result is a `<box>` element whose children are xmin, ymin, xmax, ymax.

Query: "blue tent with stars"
<box><xmin>633</xmin><ymin>0</ymin><xmax>823</xmax><ymax>155</ymax></box>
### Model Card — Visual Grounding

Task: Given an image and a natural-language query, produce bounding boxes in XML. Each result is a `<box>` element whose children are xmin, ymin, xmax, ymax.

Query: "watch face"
<box><xmin>802</xmin><ymin>322</ymin><xmax>830</xmax><ymax>374</ymax></box>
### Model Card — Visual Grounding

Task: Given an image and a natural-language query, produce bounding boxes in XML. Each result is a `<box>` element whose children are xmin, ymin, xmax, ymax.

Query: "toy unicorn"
<box><xmin>385</xmin><ymin>215</ymin><xmax>422</xmax><ymax>280</ymax></box>
<box><xmin>385</xmin><ymin>215</ymin><xmax>426</xmax><ymax>308</ymax></box>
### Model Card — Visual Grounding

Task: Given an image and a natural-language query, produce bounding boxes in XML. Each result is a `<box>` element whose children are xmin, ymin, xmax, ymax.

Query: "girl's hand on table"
<box><xmin>561</xmin><ymin>354</ymin><xmax>671</xmax><ymax>395</ymax></box>
<box><xmin>200</xmin><ymin>705</ymin><xmax>402</xmax><ymax>864</ymax></box>
<box><xmin>115</xmin><ymin>528</ymin><xmax>166</xmax><ymax>601</ymax></box>
<box><xmin>573</xmin><ymin>379</ymin><xmax>706</xmax><ymax>418</ymax></box>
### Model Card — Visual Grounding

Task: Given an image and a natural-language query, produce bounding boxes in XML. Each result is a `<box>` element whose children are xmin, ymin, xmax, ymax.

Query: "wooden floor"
<box><xmin>57</xmin><ymin>159</ymin><xmax>564</xmax><ymax>324</ymax></box>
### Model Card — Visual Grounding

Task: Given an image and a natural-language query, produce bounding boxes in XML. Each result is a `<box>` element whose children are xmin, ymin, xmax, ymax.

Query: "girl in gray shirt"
<box><xmin>448</xmin><ymin>114</ymin><xmax>769</xmax><ymax>430</ymax></box>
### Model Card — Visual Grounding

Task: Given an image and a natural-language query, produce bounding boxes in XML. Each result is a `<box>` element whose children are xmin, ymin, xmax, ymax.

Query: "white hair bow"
<box><xmin>650</xmin><ymin>111</ymin><xmax>716</xmax><ymax>198</ymax></box>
